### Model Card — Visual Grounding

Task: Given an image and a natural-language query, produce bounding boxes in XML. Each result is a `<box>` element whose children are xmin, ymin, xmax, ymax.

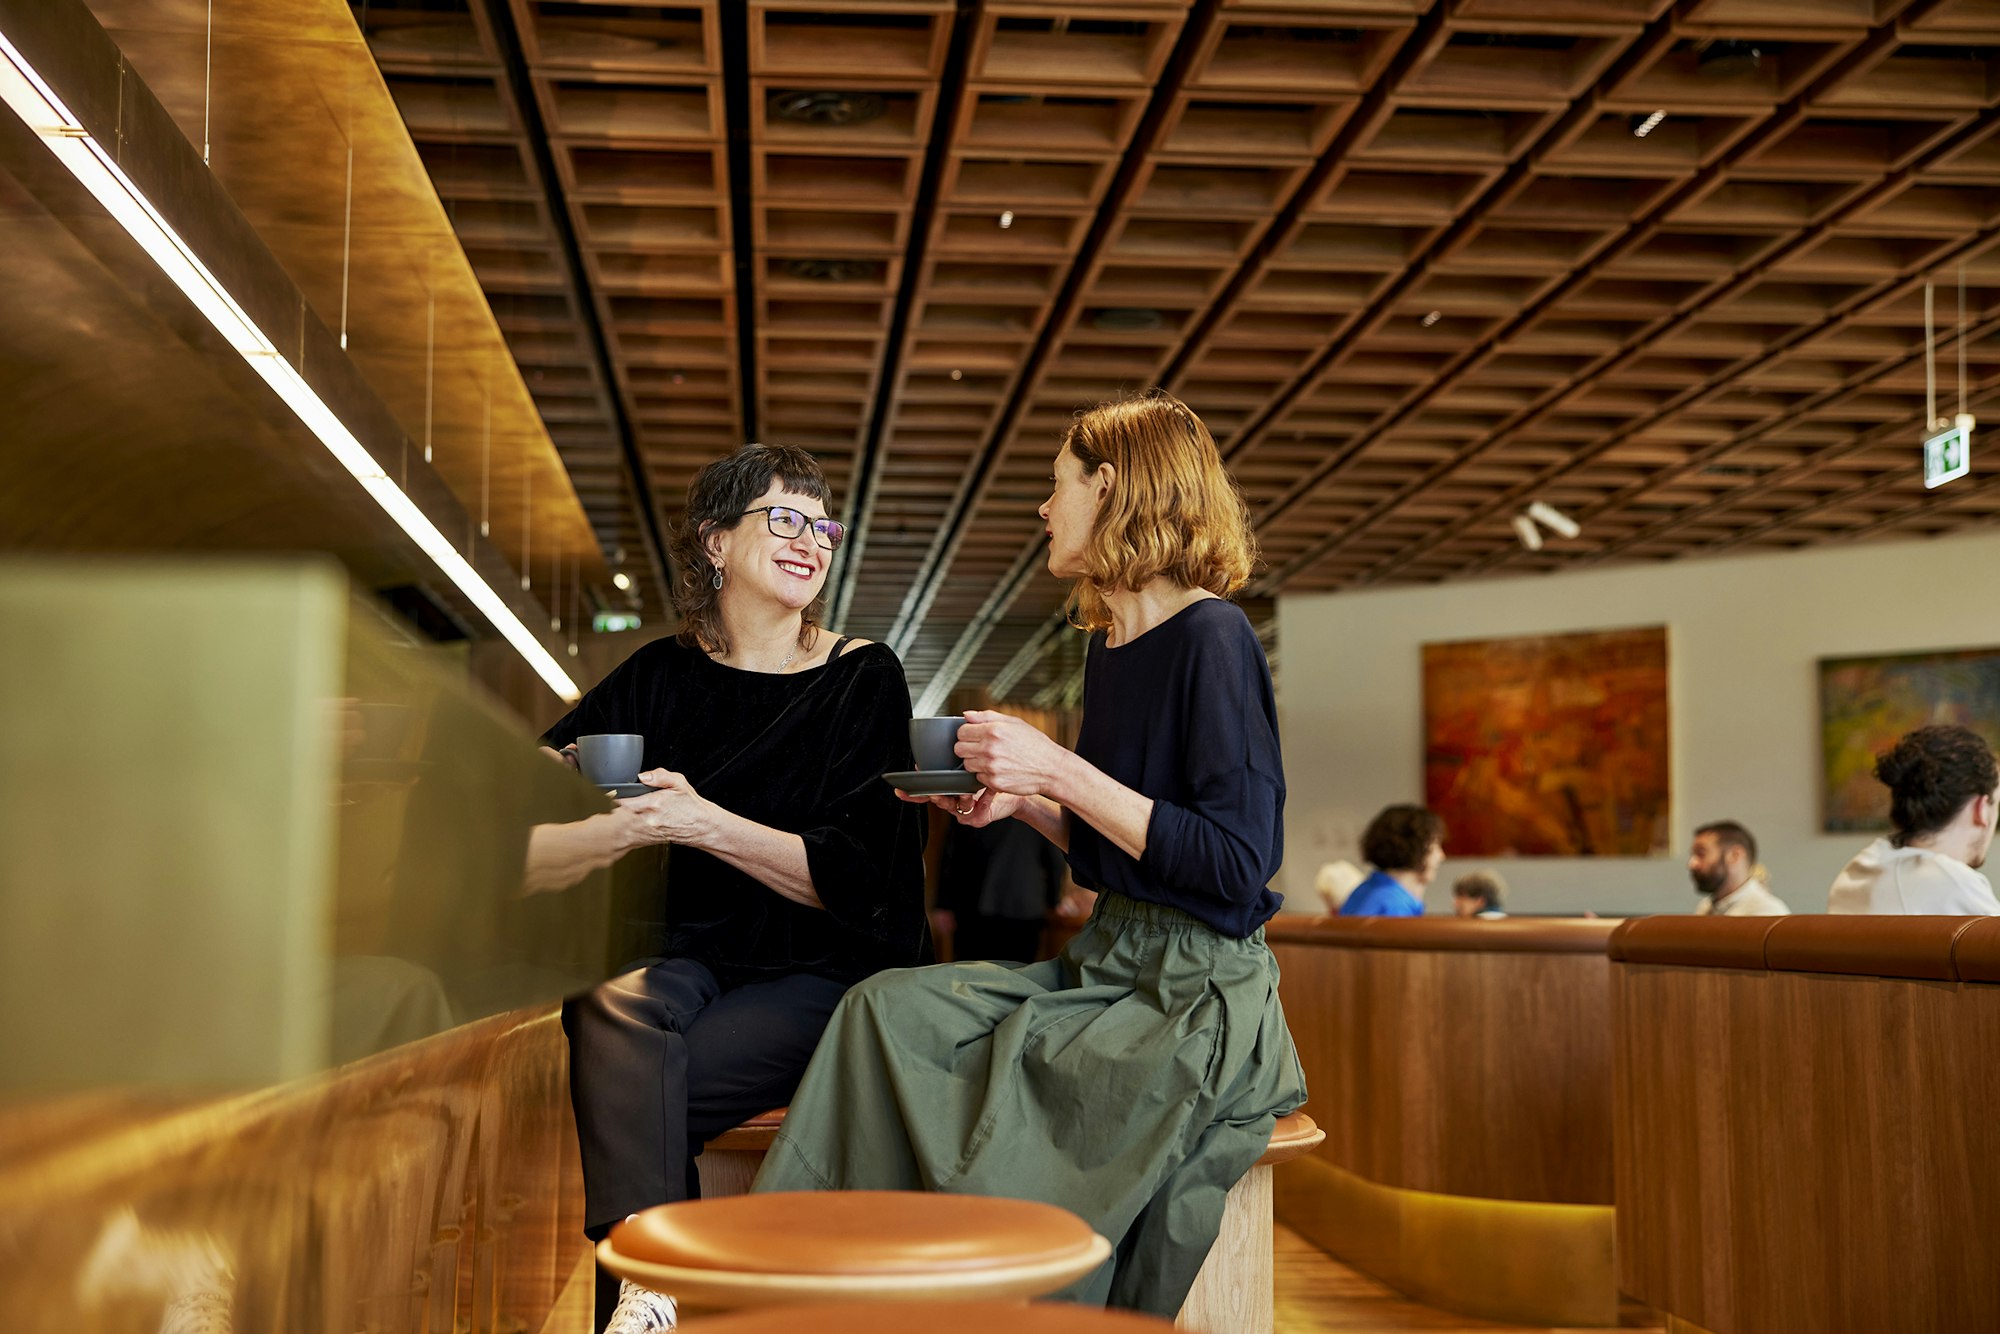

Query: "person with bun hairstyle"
<box><xmin>1828</xmin><ymin>724</ymin><xmax>2000</xmax><ymax>914</ymax></box>
<box><xmin>752</xmin><ymin>391</ymin><xmax>1304</xmax><ymax>1318</ymax></box>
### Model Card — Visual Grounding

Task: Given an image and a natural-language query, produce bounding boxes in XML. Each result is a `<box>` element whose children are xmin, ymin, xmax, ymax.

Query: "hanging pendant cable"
<box><xmin>480</xmin><ymin>383</ymin><xmax>492</xmax><ymax>539</ymax></box>
<box><xmin>1925</xmin><ymin>279</ymin><xmax>1937</xmax><ymax>430</ymax></box>
<box><xmin>202</xmin><ymin>0</ymin><xmax>213</xmax><ymax>166</ymax></box>
<box><xmin>338</xmin><ymin>133</ymin><xmax>353</xmax><ymax>350</ymax></box>
<box><xmin>568</xmin><ymin>554</ymin><xmax>581</xmax><ymax>657</ymax></box>
<box><xmin>1958</xmin><ymin>262</ymin><xmax>1968</xmax><ymax>422</ymax></box>
<box><xmin>522</xmin><ymin>465</ymin><xmax>532</xmax><ymax>591</ymax></box>
<box><xmin>423</xmin><ymin>293</ymin><xmax>435</xmax><ymax>463</ymax></box>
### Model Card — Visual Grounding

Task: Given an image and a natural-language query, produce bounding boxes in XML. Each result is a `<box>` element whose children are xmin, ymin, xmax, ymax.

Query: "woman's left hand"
<box><xmin>955</xmin><ymin>709</ymin><xmax>1070</xmax><ymax>798</ymax></box>
<box><xmin>615</xmin><ymin>768</ymin><xmax>714</xmax><ymax>847</ymax></box>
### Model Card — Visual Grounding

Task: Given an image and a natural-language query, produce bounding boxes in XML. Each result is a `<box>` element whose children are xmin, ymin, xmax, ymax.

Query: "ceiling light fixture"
<box><xmin>611</xmin><ymin>571</ymin><xmax>632</xmax><ymax>591</ymax></box>
<box><xmin>1630</xmin><ymin>110</ymin><xmax>1666</xmax><ymax>138</ymax></box>
<box><xmin>949</xmin><ymin>368</ymin><xmax>963</xmax><ymax>380</ymax></box>
<box><xmin>1696</xmin><ymin>39</ymin><xmax>1763</xmax><ymax>77</ymax></box>
<box><xmin>1420</xmin><ymin>309</ymin><xmax>1442</xmax><ymax>327</ymax></box>
<box><xmin>767</xmin><ymin>89</ymin><xmax>885</xmax><ymax>127</ymax></box>
<box><xmin>0</xmin><ymin>29</ymin><xmax>582</xmax><ymax>702</ymax></box>
<box><xmin>998</xmin><ymin>209</ymin><xmax>1014</xmax><ymax>229</ymax></box>
<box><xmin>1526</xmin><ymin>500</ymin><xmax>1581</xmax><ymax>539</ymax></box>
<box><xmin>1511</xmin><ymin>514</ymin><xmax>1543</xmax><ymax>551</ymax></box>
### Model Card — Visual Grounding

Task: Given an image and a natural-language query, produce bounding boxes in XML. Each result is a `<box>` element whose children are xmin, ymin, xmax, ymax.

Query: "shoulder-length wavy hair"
<box><xmin>1060</xmin><ymin>391</ymin><xmax>1258</xmax><ymax>632</ymax></box>
<box><xmin>668</xmin><ymin>442</ymin><xmax>831</xmax><ymax>654</ymax></box>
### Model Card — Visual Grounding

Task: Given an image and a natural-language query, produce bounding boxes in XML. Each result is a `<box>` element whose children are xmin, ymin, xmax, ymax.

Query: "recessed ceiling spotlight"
<box><xmin>768</xmin><ymin>90</ymin><xmax>885</xmax><ymax>126</ymax></box>
<box><xmin>1512</xmin><ymin>514</ymin><xmax>1543</xmax><ymax>551</ymax></box>
<box><xmin>999</xmin><ymin>209</ymin><xmax>1014</xmax><ymax>229</ymax></box>
<box><xmin>1092</xmin><ymin>307</ymin><xmax>1164</xmax><ymax>333</ymax></box>
<box><xmin>670</xmin><ymin>371</ymin><xmax>685</xmax><ymax>385</ymax></box>
<box><xmin>612</xmin><ymin>571</ymin><xmax>632</xmax><ymax>591</ymax></box>
<box><xmin>950</xmin><ymin>368</ymin><xmax>963</xmax><ymax>381</ymax></box>
<box><xmin>1630</xmin><ymin>110</ymin><xmax>1666</xmax><ymax>138</ymax></box>
<box><xmin>781</xmin><ymin>257</ymin><xmax>884</xmax><ymax>282</ymax></box>
<box><xmin>1696</xmin><ymin>39</ymin><xmax>1763</xmax><ymax>77</ymax></box>
<box><xmin>1420</xmin><ymin>309</ymin><xmax>1442</xmax><ymax>327</ymax></box>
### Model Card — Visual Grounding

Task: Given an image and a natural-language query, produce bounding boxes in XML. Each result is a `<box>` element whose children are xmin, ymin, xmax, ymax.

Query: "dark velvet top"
<box><xmin>1066</xmin><ymin>598</ymin><xmax>1285</xmax><ymax>938</ymax></box>
<box><xmin>543</xmin><ymin>637</ymin><xmax>929</xmax><ymax>989</ymax></box>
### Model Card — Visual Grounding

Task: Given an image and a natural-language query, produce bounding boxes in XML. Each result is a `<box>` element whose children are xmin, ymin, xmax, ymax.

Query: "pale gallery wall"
<box><xmin>1273</xmin><ymin>526</ymin><xmax>2000</xmax><ymax>917</ymax></box>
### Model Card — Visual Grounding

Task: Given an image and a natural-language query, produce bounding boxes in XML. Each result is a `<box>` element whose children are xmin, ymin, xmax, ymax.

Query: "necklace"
<box><xmin>776</xmin><ymin>644</ymin><xmax>797</xmax><ymax>673</ymax></box>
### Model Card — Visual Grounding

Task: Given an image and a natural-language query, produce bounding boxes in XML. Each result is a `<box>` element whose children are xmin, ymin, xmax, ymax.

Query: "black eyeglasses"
<box><xmin>741</xmin><ymin>505</ymin><xmax>846</xmax><ymax>551</ymax></box>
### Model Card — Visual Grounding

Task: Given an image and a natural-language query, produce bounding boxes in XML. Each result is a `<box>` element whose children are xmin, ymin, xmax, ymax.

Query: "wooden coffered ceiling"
<box><xmin>356</xmin><ymin>0</ymin><xmax>2000</xmax><ymax>703</ymax></box>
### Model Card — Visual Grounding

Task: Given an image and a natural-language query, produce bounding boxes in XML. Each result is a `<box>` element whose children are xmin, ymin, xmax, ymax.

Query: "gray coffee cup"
<box><xmin>575</xmin><ymin>733</ymin><xmax>644</xmax><ymax>786</ymax></box>
<box><xmin>909</xmin><ymin>716</ymin><xmax>966</xmax><ymax>772</ymax></box>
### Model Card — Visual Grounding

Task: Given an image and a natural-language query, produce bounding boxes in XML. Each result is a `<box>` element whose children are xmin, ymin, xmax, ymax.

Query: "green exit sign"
<box><xmin>592</xmin><ymin>612</ymin><xmax>643</xmax><ymax>633</ymax></box>
<box><xmin>1925</xmin><ymin>421</ymin><xmax>1972</xmax><ymax>489</ymax></box>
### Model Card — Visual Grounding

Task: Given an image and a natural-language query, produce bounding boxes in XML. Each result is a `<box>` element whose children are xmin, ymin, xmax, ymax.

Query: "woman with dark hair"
<box><xmin>530</xmin><ymin>443</ymin><xmax>928</xmax><ymax>1332</ymax></box>
<box><xmin>1828</xmin><ymin>724</ymin><xmax>2000</xmax><ymax>914</ymax></box>
<box><xmin>1452</xmin><ymin>869</ymin><xmax>1508</xmax><ymax>919</ymax></box>
<box><xmin>1340</xmin><ymin>804</ymin><xmax>1445</xmax><ymax>916</ymax></box>
<box><xmin>751</xmin><ymin>391</ymin><xmax>1304</xmax><ymax>1319</ymax></box>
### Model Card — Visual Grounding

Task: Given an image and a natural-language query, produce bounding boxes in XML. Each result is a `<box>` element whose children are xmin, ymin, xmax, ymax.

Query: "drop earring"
<box><xmin>710</xmin><ymin>567</ymin><xmax>724</xmax><ymax>590</ymax></box>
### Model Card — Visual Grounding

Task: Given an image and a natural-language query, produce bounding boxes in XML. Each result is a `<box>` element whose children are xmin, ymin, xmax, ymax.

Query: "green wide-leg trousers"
<box><xmin>753</xmin><ymin>892</ymin><xmax>1307</xmax><ymax>1317</ymax></box>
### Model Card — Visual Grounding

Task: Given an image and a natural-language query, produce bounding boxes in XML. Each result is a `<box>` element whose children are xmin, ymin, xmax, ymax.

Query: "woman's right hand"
<box><xmin>895</xmin><ymin>787</ymin><xmax>1023</xmax><ymax>826</ymax></box>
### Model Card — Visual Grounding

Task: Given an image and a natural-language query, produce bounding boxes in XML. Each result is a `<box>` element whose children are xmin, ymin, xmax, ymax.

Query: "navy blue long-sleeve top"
<box><xmin>1064</xmin><ymin>597</ymin><xmax>1285</xmax><ymax>937</ymax></box>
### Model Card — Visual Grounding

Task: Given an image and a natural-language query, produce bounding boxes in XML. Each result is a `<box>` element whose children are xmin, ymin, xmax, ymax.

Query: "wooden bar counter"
<box><xmin>1266</xmin><ymin>914</ymin><xmax>1624</xmax><ymax>1327</ymax></box>
<box><xmin>1611</xmin><ymin>914</ymin><xmax>2000</xmax><ymax>1334</ymax></box>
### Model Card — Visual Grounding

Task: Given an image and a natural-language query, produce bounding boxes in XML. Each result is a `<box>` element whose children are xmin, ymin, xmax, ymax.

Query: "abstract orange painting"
<box><xmin>1423</xmin><ymin>626</ymin><xmax>1670</xmax><ymax>857</ymax></box>
<box><xmin>1819</xmin><ymin>648</ymin><xmax>2000</xmax><ymax>832</ymax></box>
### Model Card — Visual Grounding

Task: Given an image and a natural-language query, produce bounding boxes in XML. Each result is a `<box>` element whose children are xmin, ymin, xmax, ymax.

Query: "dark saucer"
<box><xmin>599</xmin><ymin>781</ymin><xmax>661</xmax><ymax>799</ymax></box>
<box><xmin>881</xmin><ymin>769</ymin><xmax>981</xmax><ymax>797</ymax></box>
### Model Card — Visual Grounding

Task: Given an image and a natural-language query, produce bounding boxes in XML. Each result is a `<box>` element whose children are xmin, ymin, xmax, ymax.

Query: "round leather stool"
<box><xmin>680</xmin><ymin>1299</ymin><xmax>1176</xmax><ymax>1331</ymax></box>
<box><xmin>600</xmin><ymin>1190</ymin><xmax>1113</xmax><ymax>1313</ymax></box>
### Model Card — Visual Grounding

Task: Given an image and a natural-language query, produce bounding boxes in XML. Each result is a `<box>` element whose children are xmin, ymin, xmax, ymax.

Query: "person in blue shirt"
<box><xmin>1341</xmin><ymin>805</ymin><xmax>1446</xmax><ymax>916</ymax></box>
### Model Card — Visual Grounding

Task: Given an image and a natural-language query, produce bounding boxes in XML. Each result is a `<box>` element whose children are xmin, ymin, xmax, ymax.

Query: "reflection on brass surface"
<box><xmin>1275</xmin><ymin>1155</ymin><xmax>1619</xmax><ymax>1328</ymax></box>
<box><xmin>0</xmin><ymin>558</ymin><xmax>634</xmax><ymax>1330</ymax></box>
<box><xmin>0</xmin><ymin>560</ymin><xmax>626</xmax><ymax>1090</ymax></box>
<box><xmin>0</xmin><ymin>1006</ymin><xmax>586</xmax><ymax>1334</ymax></box>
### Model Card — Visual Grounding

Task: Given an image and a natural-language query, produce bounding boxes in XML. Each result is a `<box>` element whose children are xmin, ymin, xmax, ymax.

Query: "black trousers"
<box><xmin>953</xmin><ymin>914</ymin><xmax>1045</xmax><ymax>965</ymax></box>
<box><xmin>562</xmin><ymin>957</ymin><xmax>849</xmax><ymax>1326</ymax></box>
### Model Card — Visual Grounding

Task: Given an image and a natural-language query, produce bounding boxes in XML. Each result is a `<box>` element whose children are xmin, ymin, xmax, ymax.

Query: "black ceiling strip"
<box><xmin>718</xmin><ymin>1</ymin><xmax>760</xmax><ymax>443</ymax></box>
<box><xmin>890</xmin><ymin>0</ymin><xmax>1226</xmax><ymax>652</ymax></box>
<box><xmin>476</xmin><ymin>0</ymin><xmax>674</xmax><ymax>600</ymax></box>
<box><xmin>1154</xmin><ymin>4</ymin><xmax>1451</xmax><ymax>392</ymax></box>
<box><xmin>828</xmin><ymin>0</ymin><xmax>979</xmax><ymax>630</ymax></box>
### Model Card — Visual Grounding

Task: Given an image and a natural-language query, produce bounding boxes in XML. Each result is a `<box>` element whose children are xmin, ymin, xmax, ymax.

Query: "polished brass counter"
<box><xmin>1270</xmin><ymin>913</ymin><xmax>1623</xmax><ymax>1327</ymax></box>
<box><xmin>0</xmin><ymin>560</ymin><xmax>637</xmax><ymax>1330</ymax></box>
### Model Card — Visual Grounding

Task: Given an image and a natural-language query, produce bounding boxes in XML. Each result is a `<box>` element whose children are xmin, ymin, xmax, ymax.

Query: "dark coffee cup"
<box><xmin>575</xmin><ymin>733</ymin><xmax>644</xmax><ymax>786</ymax></box>
<box><xmin>909</xmin><ymin>716</ymin><xmax>965</xmax><ymax>772</ymax></box>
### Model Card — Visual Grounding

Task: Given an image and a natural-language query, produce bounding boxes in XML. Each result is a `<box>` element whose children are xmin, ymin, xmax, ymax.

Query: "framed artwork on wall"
<box><xmin>1818</xmin><ymin>647</ymin><xmax>2000</xmax><ymax>833</ymax></box>
<box><xmin>1423</xmin><ymin>625</ymin><xmax>1671</xmax><ymax>857</ymax></box>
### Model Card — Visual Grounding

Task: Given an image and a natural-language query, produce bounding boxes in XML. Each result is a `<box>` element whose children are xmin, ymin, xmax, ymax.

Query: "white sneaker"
<box><xmin>604</xmin><ymin>1279</ymin><xmax>677</xmax><ymax>1333</ymax></box>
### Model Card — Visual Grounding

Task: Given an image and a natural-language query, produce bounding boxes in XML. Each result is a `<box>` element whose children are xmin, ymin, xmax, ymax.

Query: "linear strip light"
<box><xmin>0</xmin><ymin>30</ymin><xmax>581</xmax><ymax>702</ymax></box>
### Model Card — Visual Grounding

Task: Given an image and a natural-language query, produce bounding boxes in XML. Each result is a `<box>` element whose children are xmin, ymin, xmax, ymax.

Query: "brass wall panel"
<box><xmin>0</xmin><ymin>559</ymin><xmax>629</xmax><ymax>1093</ymax></box>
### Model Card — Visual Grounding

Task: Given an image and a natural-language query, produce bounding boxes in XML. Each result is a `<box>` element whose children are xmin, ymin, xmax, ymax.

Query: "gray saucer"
<box><xmin>882</xmin><ymin>769</ymin><xmax>980</xmax><ymax>797</ymax></box>
<box><xmin>600</xmin><ymin>781</ymin><xmax>660</xmax><ymax>799</ymax></box>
